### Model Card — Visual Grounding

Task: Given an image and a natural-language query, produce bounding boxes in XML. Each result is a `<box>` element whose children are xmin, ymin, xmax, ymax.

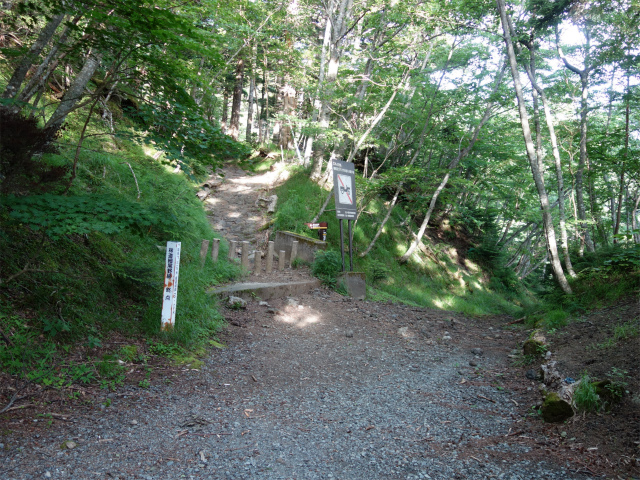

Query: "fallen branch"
<box><xmin>49</xmin><ymin>412</ymin><xmax>72</xmax><ymax>421</ymax></box>
<box><xmin>1</xmin><ymin>402</ymin><xmax>35</xmax><ymax>414</ymax></box>
<box><xmin>477</xmin><ymin>394</ymin><xmax>496</xmax><ymax>404</ymax></box>
<box><xmin>505</xmin><ymin>317</ymin><xmax>525</xmax><ymax>326</ymax></box>
<box><xmin>120</xmin><ymin>162</ymin><xmax>141</xmax><ymax>199</ymax></box>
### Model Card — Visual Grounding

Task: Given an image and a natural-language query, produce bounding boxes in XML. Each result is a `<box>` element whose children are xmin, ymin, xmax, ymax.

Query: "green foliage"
<box><xmin>4</xmin><ymin>194</ymin><xmax>168</xmax><ymax>239</ymax></box>
<box><xmin>0</xmin><ymin>110</ymin><xmax>241</xmax><ymax>390</ymax></box>
<box><xmin>70</xmin><ymin>363</ymin><xmax>96</xmax><ymax>384</ymax></box>
<box><xmin>291</xmin><ymin>257</ymin><xmax>308</xmax><ymax>269</ymax></box>
<box><xmin>273</xmin><ymin>168</ymin><xmax>524</xmax><ymax>316</ymax></box>
<box><xmin>572</xmin><ymin>243</ymin><xmax>640</xmax><ymax>275</ymax></box>
<box><xmin>594</xmin><ymin>318</ymin><xmax>640</xmax><ymax>349</ymax></box>
<box><xmin>119</xmin><ymin>345</ymin><xmax>139</xmax><ymax>362</ymax></box>
<box><xmin>0</xmin><ymin>314</ymin><xmax>56</xmax><ymax>380</ymax></box>
<box><xmin>110</xmin><ymin>261</ymin><xmax>160</xmax><ymax>300</ymax></box>
<box><xmin>604</xmin><ymin>368</ymin><xmax>628</xmax><ymax>401</ymax></box>
<box><xmin>461</xmin><ymin>207</ymin><xmax>524</xmax><ymax>296</ymax></box>
<box><xmin>272</xmin><ymin>194</ymin><xmax>306</xmax><ymax>234</ymax></box>
<box><xmin>512</xmin><ymin>354</ymin><xmax>540</xmax><ymax>367</ymax></box>
<box><xmin>147</xmin><ymin>340</ymin><xmax>184</xmax><ymax>357</ymax></box>
<box><xmin>138</xmin><ymin>379</ymin><xmax>150</xmax><ymax>389</ymax></box>
<box><xmin>544</xmin><ymin>309</ymin><xmax>569</xmax><ymax>330</ymax></box>
<box><xmin>42</xmin><ymin>316</ymin><xmax>71</xmax><ymax>338</ymax></box>
<box><xmin>311</xmin><ymin>250</ymin><xmax>343</xmax><ymax>287</ymax></box>
<box><xmin>96</xmin><ymin>354</ymin><xmax>126</xmax><ymax>390</ymax></box>
<box><xmin>239</xmin><ymin>147</ymin><xmax>279</xmax><ymax>173</ymax></box>
<box><xmin>368</xmin><ymin>259</ymin><xmax>390</xmax><ymax>284</ymax></box>
<box><xmin>573</xmin><ymin>373</ymin><xmax>601</xmax><ymax>413</ymax></box>
<box><xmin>271</xmin><ymin>168</ymin><xmax>326</xmax><ymax>237</ymax></box>
<box><xmin>540</xmin><ymin>243</ymin><xmax>640</xmax><ymax>316</ymax></box>
<box><xmin>132</xmin><ymin>100</ymin><xmax>250</xmax><ymax>176</ymax></box>
<box><xmin>451</xmin><ymin>205</ymin><xmax>499</xmax><ymax>242</ymax></box>
<box><xmin>613</xmin><ymin>319</ymin><xmax>640</xmax><ymax>340</ymax></box>
<box><xmin>603</xmin><ymin>241</ymin><xmax>640</xmax><ymax>271</ymax></box>
<box><xmin>86</xmin><ymin>336</ymin><xmax>102</xmax><ymax>349</ymax></box>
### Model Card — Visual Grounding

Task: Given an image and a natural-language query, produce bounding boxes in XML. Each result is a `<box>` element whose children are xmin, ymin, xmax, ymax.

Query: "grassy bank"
<box><xmin>271</xmin><ymin>166</ymin><xmax>528</xmax><ymax>316</ymax></box>
<box><xmin>0</xmin><ymin>109</ymin><xmax>241</xmax><ymax>390</ymax></box>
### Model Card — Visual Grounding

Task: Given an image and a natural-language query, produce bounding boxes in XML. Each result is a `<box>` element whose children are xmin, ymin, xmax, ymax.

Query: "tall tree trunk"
<box><xmin>45</xmin><ymin>50</ymin><xmax>102</xmax><ymax>130</ymax></box>
<box><xmin>614</xmin><ymin>76</ymin><xmax>630</xmax><ymax>241</ymax></box>
<box><xmin>279</xmin><ymin>85</ymin><xmax>296</xmax><ymax>150</ymax></box>
<box><xmin>264</xmin><ymin>57</ymin><xmax>270</xmax><ymax>142</ymax></box>
<box><xmin>190</xmin><ymin>57</ymin><xmax>205</xmax><ymax>104</ymax></box>
<box><xmin>310</xmin><ymin>49</ymin><xmax>340</xmax><ymax>180</ymax></box>
<box><xmin>310</xmin><ymin>0</ymin><xmax>354</xmax><ymax>181</ymax></box>
<box><xmin>246</xmin><ymin>73</ymin><xmax>256</xmax><ymax>142</ymax></box>
<box><xmin>229</xmin><ymin>58</ymin><xmax>244</xmax><ymax>141</ymax></box>
<box><xmin>221</xmin><ymin>89</ymin><xmax>229</xmax><ymax>134</ymax></box>
<box><xmin>303</xmin><ymin>7</ymin><xmax>332</xmax><ymax>166</ymax></box>
<box><xmin>556</xmin><ymin>25</ymin><xmax>594</xmax><ymax>253</ymax></box>
<box><xmin>522</xmin><ymin>40</ymin><xmax>576</xmax><ymax>277</ymax></box>
<box><xmin>245</xmin><ymin>46</ymin><xmax>257</xmax><ymax>143</ymax></box>
<box><xmin>2</xmin><ymin>12</ymin><xmax>65</xmax><ymax>99</ymax></box>
<box><xmin>498</xmin><ymin>0</ymin><xmax>572</xmax><ymax>294</ymax></box>
<box><xmin>631</xmin><ymin>191</ymin><xmax>640</xmax><ymax>244</ymax></box>
<box><xmin>258</xmin><ymin>68</ymin><xmax>265</xmax><ymax>143</ymax></box>
<box><xmin>18</xmin><ymin>15</ymin><xmax>82</xmax><ymax>104</ymax></box>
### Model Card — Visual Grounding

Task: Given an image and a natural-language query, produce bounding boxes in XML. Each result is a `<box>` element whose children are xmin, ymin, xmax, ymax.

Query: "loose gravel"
<box><xmin>0</xmin><ymin>288</ymin><xmax>595</xmax><ymax>480</ymax></box>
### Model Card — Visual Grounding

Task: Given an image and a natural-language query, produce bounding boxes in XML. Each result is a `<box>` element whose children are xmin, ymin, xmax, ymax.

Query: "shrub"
<box><xmin>544</xmin><ymin>309</ymin><xmax>569</xmax><ymax>330</ymax></box>
<box><xmin>311</xmin><ymin>250</ymin><xmax>343</xmax><ymax>286</ymax></box>
<box><xmin>368</xmin><ymin>259</ymin><xmax>390</xmax><ymax>284</ymax></box>
<box><xmin>573</xmin><ymin>373</ymin><xmax>600</xmax><ymax>413</ymax></box>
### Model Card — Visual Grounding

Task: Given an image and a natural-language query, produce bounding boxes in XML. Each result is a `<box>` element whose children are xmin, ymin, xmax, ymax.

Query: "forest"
<box><xmin>1</xmin><ymin>0</ymin><xmax>639</xmax><ymax>286</ymax></box>
<box><xmin>0</xmin><ymin>0</ymin><xmax>639</xmax><ymax>405</ymax></box>
<box><xmin>0</xmin><ymin>0</ymin><xmax>640</xmax><ymax>475</ymax></box>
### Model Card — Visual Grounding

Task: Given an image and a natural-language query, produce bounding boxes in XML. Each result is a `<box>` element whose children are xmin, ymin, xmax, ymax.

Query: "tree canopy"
<box><xmin>1</xmin><ymin>0</ymin><xmax>639</xmax><ymax>289</ymax></box>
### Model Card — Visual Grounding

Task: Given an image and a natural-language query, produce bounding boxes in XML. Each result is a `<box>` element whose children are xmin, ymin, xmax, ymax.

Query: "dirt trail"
<box><xmin>2</xmin><ymin>164</ymin><xmax>636</xmax><ymax>480</ymax></box>
<box><xmin>203</xmin><ymin>164</ymin><xmax>286</xmax><ymax>253</ymax></box>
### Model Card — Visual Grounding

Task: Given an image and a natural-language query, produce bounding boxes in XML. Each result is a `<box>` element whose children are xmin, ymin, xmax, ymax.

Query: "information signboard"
<box><xmin>161</xmin><ymin>241</ymin><xmax>181</xmax><ymax>331</ymax></box>
<box><xmin>332</xmin><ymin>160</ymin><xmax>357</xmax><ymax>219</ymax></box>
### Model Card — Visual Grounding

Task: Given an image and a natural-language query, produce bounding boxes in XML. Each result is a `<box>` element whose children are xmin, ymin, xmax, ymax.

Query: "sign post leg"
<box><xmin>339</xmin><ymin>219</ymin><xmax>345</xmax><ymax>272</ymax></box>
<box><xmin>348</xmin><ymin>219</ymin><xmax>353</xmax><ymax>272</ymax></box>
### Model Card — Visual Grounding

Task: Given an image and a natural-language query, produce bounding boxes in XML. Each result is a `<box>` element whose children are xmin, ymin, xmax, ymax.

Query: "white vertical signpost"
<box><xmin>161</xmin><ymin>241</ymin><xmax>181</xmax><ymax>331</ymax></box>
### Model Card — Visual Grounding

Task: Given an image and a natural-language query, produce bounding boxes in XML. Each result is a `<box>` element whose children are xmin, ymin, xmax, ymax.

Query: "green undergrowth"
<box><xmin>238</xmin><ymin>143</ymin><xmax>281</xmax><ymax>173</ymax></box>
<box><xmin>273</xmin><ymin>168</ymin><xmax>526</xmax><ymax>316</ymax></box>
<box><xmin>0</xmin><ymin>104</ymin><xmax>243</xmax><ymax>390</ymax></box>
<box><xmin>523</xmin><ymin>243</ymin><xmax>640</xmax><ymax>331</ymax></box>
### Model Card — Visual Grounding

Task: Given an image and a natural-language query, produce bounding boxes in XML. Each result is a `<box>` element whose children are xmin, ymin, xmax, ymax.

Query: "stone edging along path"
<box><xmin>0</xmin><ymin>164</ymin><xmax>597</xmax><ymax>480</ymax></box>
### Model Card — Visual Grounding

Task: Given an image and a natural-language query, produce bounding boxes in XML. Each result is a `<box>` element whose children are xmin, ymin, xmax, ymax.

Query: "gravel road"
<box><xmin>1</xmin><ymin>287</ymin><xmax>595</xmax><ymax>480</ymax></box>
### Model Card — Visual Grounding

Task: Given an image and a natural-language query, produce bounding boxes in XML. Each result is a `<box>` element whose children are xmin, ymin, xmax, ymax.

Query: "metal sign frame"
<box><xmin>332</xmin><ymin>160</ymin><xmax>357</xmax><ymax>272</ymax></box>
<box><xmin>332</xmin><ymin>160</ymin><xmax>357</xmax><ymax>220</ymax></box>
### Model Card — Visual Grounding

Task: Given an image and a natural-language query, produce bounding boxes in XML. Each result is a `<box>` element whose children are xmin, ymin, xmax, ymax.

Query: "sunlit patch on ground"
<box><xmin>433</xmin><ymin>298</ymin><xmax>445</xmax><ymax>309</ymax></box>
<box><xmin>274</xmin><ymin>305</ymin><xmax>323</xmax><ymax>328</ymax></box>
<box><xmin>228</xmin><ymin>164</ymin><xmax>290</xmax><ymax>186</ymax></box>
